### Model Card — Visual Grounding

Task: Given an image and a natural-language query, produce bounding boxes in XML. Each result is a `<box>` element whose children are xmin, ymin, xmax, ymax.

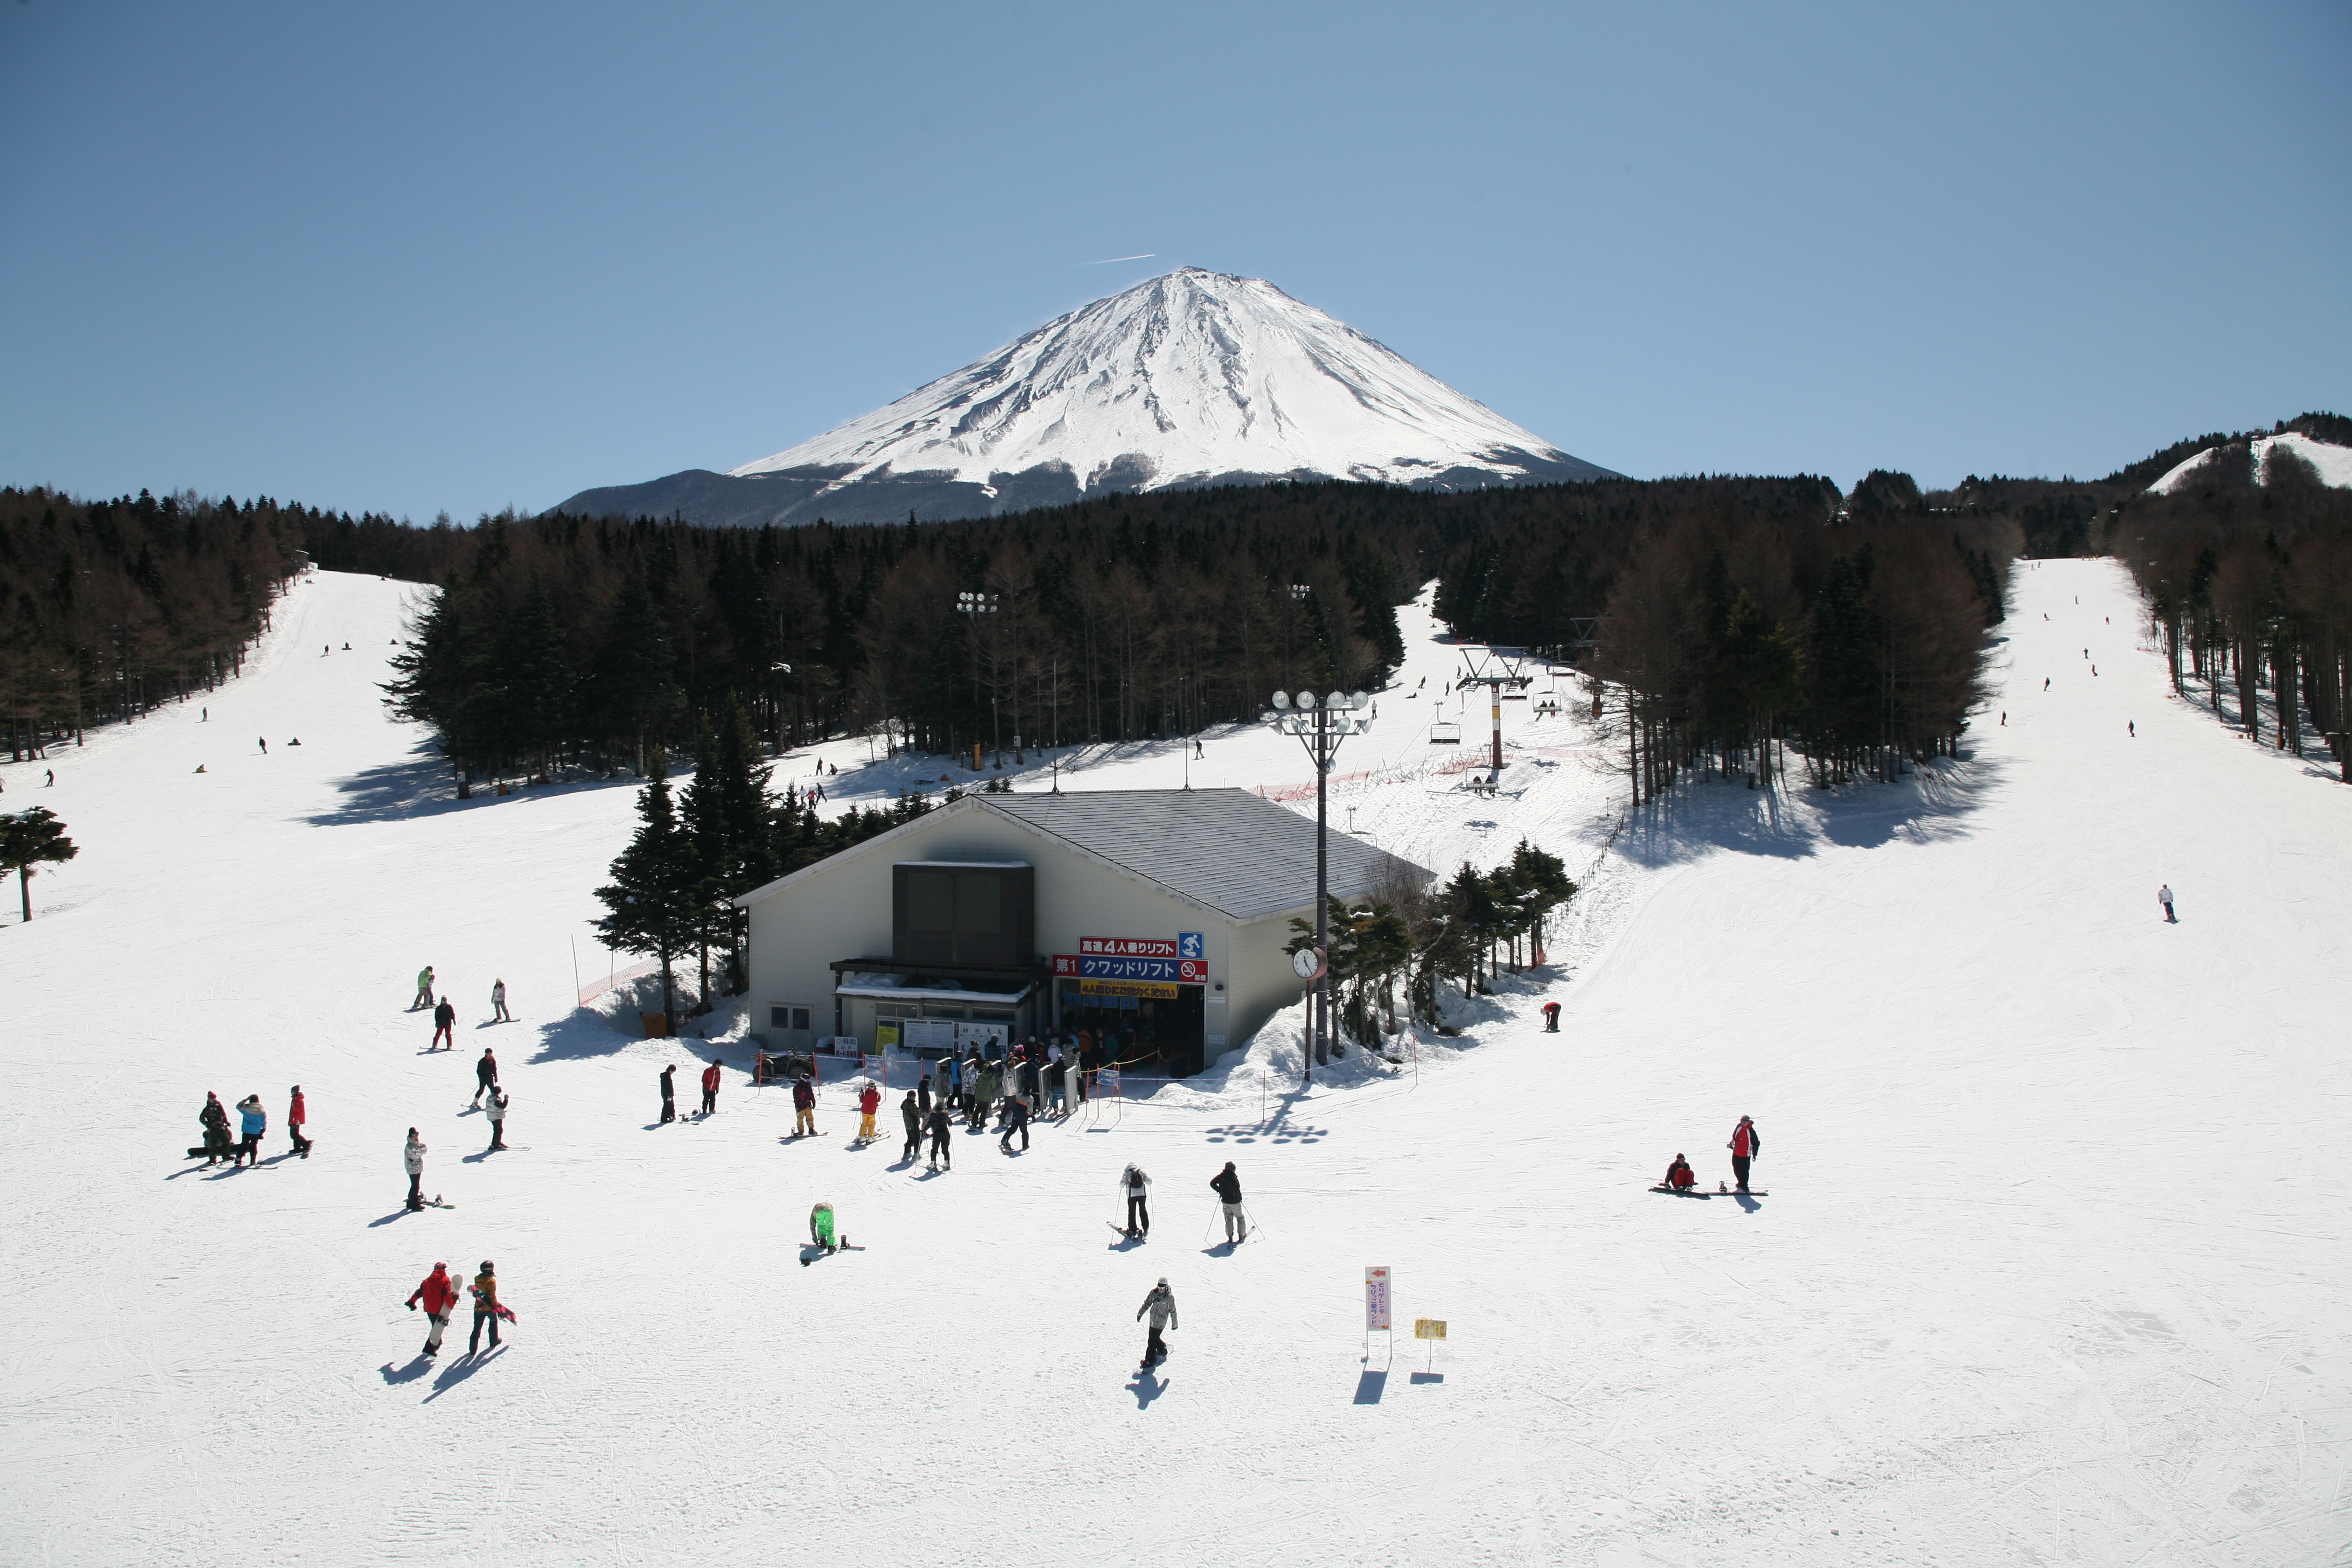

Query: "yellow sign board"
<box><xmin>1413</xmin><ymin>1318</ymin><xmax>1447</xmax><ymax>1340</ymax></box>
<box><xmin>1079</xmin><ymin>978</ymin><xmax>1180</xmax><ymax>1000</ymax></box>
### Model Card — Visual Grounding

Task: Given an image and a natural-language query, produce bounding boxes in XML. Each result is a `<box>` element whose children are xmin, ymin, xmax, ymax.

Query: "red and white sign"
<box><xmin>1053</xmin><ymin>955</ymin><xmax>1207</xmax><ymax>982</ymax></box>
<box><xmin>1080</xmin><ymin>936</ymin><xmax>1178</xmax><ymax>957</ymax></box>
<box><xmin>1365</xmin><ymin>1266</ymin><xmax>1392</xmax><ymax>1332</ymax></box>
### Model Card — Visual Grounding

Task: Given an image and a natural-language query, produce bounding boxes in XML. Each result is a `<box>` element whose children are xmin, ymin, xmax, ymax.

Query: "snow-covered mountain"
<box><xmin>556</xmin><ymin>268</ymin><xmax>1615</xmax><ymax>526</ymax></box>
<box><xmin>2146</xmin><ymin>430</ymin><xmax>2352</xmax><ymax>493</ymax></box>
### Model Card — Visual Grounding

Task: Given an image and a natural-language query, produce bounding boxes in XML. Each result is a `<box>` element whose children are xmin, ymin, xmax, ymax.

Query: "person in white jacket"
<box><xmin>404</xmin><ymin>1129</ymin><xmax>428</xmax><ymax>1211</ymax></box>
<box><xmin>491</xmin><ymin>978</ymin><xmax>512</xmax><ymax>1023</ymax></box>
<box><xmin>1119</xmin><ymin>1164</ymin><xmax>1152</xmax><ymax>1240</ymax></box>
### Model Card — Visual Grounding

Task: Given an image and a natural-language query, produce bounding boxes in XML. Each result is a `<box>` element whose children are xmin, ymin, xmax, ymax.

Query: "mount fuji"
<box><xmin>556</xmin><ymin>268</ymin><xmax>1616</xmax><ymax>527</ymax></box>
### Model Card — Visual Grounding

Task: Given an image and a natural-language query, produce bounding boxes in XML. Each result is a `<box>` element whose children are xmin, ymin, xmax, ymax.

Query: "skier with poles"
<box><xmin>1210</xmin><ymin>1160</ymin><xmax>1247</xmax><ymax>1244</ymax></box>
<box><xmin>403</xmin><ymin>1129</ymin><xmax>428</xmax><ymax>1211</ymax></box>
<box><xmin>413</xmin><ymin>967</ymin><xmax>435</xmax><ymax>1010</ymax></box>
<box><xmin>1727</xmin><ymin>1116</ymin><xmax>1762</xmax><ymax>1193</ymax></box>
<box><xmin>1136</xmin><ymin>1277</ymin><xmax>1178</xmax><ymax>1370</ymax></box>
<box><xmin>287</xmin><ymin>1085</ymin><xmax>311</xmax><ymax>1158</ymax></box>
<box><xmin>660</xmin><ymin>1063</ymin><xmax>677</xmax><ymax>1125</ymax></box>
<box><xmin>1119</xmin><ymin>1163</ymin><xmax>1152</xmax><ymax>1240</ymax></box>
<box><xmin>405</xmin><ymin>1262</ymin><xmax>458</xmax><ymax>1358</ymax></box>
<box><xmin>484</xmin><ymin>1089</ymin><xmax>509</xmax><ymax>1152</ymax></box>
<box><xmin>431</xmin><ymin>997</ymin><xmax>456</xmax><ymax>1052</ymax></box>
<box><xmin>700</xmin><ymin>1058</ymin><xmax>722</xmax><ymax>1116</ymax></box>
<box><xmin>472</xmin><ymin>1048</ymin><xmax>498</xmax><ymax>1106</ymax></box>
<box><xmin>857</xmin><ymin>1080</ymin><xmax>881</xmax><ymax>1144</ymax></box>
<box><xmin>899</xmin><ymin>1090</ymin><xmax>922</xmax><ymax>1161</ymax></box>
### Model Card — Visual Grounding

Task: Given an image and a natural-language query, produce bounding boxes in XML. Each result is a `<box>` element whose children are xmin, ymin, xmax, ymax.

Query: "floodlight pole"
<box><xmin>1264</xmin><ymin>684</ymin><xmax>1374</xmax><ymax>1073</ymax></box>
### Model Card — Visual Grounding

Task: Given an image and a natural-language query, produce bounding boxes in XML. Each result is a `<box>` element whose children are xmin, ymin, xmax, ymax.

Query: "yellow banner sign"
<box><xmin>1078</xmin><ymin>978</ymin><xmax>1180</xmax><ymax>1000</ymax></box>
<box><xmin>1413</xmin><ymin>1318</ymin><xmax>1447</xmax><ymax>1340</ymax></box>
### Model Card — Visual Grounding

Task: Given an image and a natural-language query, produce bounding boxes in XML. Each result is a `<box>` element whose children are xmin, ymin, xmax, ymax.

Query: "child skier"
<box><xmin>857</xmin><ymin>1080</ymin><xmax>881</xmax><ymax>1143</ymax></box>
<box><xmin>1136</xmin><ymin>1277</ymin><xmax>1178</xmax><ymax>1369</ymax></box>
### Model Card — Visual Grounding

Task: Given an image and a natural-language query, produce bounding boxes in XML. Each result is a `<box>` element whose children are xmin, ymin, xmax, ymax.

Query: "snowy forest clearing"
<box><xmin>2</xmin><ymin>560</ymin><xmax>2347</xmax><ymax>1566</ymax></box>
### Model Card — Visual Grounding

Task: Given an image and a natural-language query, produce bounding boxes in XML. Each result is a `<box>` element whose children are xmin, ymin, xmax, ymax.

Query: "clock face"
<box><xmin>1292</xmin><ymin>948</ymin><xmax>1320</xmax><ymax>979</ymax></box>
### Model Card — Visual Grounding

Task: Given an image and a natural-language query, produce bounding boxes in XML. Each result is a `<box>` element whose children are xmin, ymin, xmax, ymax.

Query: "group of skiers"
<box><xmin>1660</xmin><ymin>1115</ymin><xmax>1762</xmax><ymax>1193</ymax></box>
<box><xmin>194</xmin><ymin>1086</ymin><xmax>310</xmax><ymax>1167</ymax></box>
<box><xmin>1112</xmin><ymin>1159</ymin><xmax>1248</xmax><ymax>1244</ymax></box>
<box><xmin>415</xmin><ymin>968</ymin><xmax>513</xmax><ymax>1040</ymax></box>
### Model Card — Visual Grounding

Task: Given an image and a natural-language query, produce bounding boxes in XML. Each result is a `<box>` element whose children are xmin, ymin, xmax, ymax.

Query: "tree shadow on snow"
<box><xmin>1606</xmin><ymin>756</ymin><xmax>2003</xmax><ymax>868</ymax></box>
<box><xmin>304</xmin><ymin>739</ymin><xmax>643</xmax><ymax>828</ymax></box>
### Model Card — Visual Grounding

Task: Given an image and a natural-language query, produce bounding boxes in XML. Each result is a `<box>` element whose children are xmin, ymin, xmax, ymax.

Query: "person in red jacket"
<box><xmin>288</xmin><ymin>1086</ymin><xmax>311</xmax><ymax>1159</ymax></box>
<box><xmin>405</xmin><ymin>1261</ymin><xmax>458</xmax><ymax>1358</ymax></box>
<box><xmin>1727</xmin><ymin>1116</ymin><xmax>1761</xmax><ymax>1192</ymax></box>
<box><xmin>857</xmin><ymin>1081</ymin><xmax>881</xmax><ymax>1142</ymax></box>
<box><xmin>699</xmin><ymin>1058</ymin><xmax>722</xmax><ymax>1117</ymax></box>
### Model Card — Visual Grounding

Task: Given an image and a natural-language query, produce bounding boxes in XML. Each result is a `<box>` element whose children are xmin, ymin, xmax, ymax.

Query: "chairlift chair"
<box><xmin>1429</xmin><ymin>719</ymin><xmax>1461</xmax><ymax>745</ymax></box>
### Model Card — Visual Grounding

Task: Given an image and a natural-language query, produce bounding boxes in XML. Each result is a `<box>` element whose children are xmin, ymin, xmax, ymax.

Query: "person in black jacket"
<box><xmin>659</xmin><ymin>1064</ymin><xmax>677</xmax><ymax>1125</ymax></box>
<box><xmin>998</xmin><ymin>1093</ymin><xmax>1030</xmax><ymax>1153</ymax></box>
<box><xmin>198</xmin><ymin>1092</ymin><xmax>233</xmax><ymax>1167</ymax></box>
<box><xmin>472</xmin><ymin>1048</ymin><xmax>498</xmax><ymax>1106</ymax></box>
<box><xmin>925</xmin><ymin>1104</ymin><xmax>953</xmax><ymax>1171</ymax></box>
<box><xmin>1211</xmin><ymin>1160</ymin><xmax>1245</xmax><ymax>1244</ymax></box>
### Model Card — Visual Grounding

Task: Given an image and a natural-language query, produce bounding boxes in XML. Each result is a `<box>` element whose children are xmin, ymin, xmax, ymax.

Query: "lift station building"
<box><xmin>732</xmin><ymin>788</ymin><xmax>1429</xmax><ymax>1076</ymax></box>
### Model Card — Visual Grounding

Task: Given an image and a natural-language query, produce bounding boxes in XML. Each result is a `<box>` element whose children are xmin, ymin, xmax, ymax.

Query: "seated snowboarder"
<box><xmin>1663</xmin><ymin>1153</ymin><xmax>1696</xmax><ymax>1191</ymax></box>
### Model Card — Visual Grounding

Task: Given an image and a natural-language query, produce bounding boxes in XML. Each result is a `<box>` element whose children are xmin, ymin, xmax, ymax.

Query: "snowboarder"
<box><xmin>2129</xmin><ymin>721</ymin><xmax>2135</xmax><ymax>737</ymax></box>
<box><xmin>999</xmin><ymin>1092</ymin><xmax>1030</xmax><ymax>1153</ymax></box>
<box><xmin>857</xmin><ymin>1080</ymin><xmax>881</xmax><ymax>1143</ymax></box>
<box><xmin>235</xmin><ymin>1094</ymin><xmax>267</xmax><ymax>1167</ymax></box>
<box><xmin>431</xmin><ymin>997</ymin><xmax>456</xmax><ymax>1051</ymax></box>
<box><xmin>808</xmin><ymin>1201</ymin><xmax>838</xmax><ymax>1252</ymax></box>
<box><xmin>1663</xmin><ymin>1153</ymin><xmax>1696</xmax><ymax>1191</ymax></box>
<box><xmin>472</xmin><ymin>1048</ymin><xmax>498</xmax><ymax>1105</ymax></box>
<box><xmin>257</xmin><ymin>736</ymin><xmax>267</xmax><ymax>754</ymax></box>
<box><xmin>484</xmin><ymin>1089</ymin><xmax>509</xmax><ymax>1151</ymax></box>
<box><xmin>466</xmin><ymin>1262</ymin><xmax>502</xmax><ymax>1355</ymax></box>
<box><xmin>1727</xmin><ymin>1116</ymin><xmax>1761</xmax><ymax>1193</ymax></box>
<box><xmin>491</xmin><ymin>978</ymin><xmax>511</xmax><ymax>1023</ymax></box>
<box><xmin>2158</xmin><ymin>884</ymin><xmax>2176</xmax><ymax>923</ymax></box>
<box><xmin>660</xmin><ymin>1063</ymin><xmax>678</xmax><ymax>1124</ymax></box>
<box><xmin>403</xmin><ymin>1129</ymin><xmax>427</xmax><ymax>1210</ymax></box>
<box><xmin>288</xmin><ymin>1086</ymin><xmax>311</xmax><ymax>1158</ymax></box>
<box><xmin>926</xmin><ymin>1104</ymin><xmax>953</xmax><ymax>1171</ymax></box>
<box><xmin>405</xmin><ymin>1261</ymin><xmax>457</xmax><ymax>1357</ymax></box>
<box><xmin>790</xmin><ymin>1074</ymin><xmax>816</xmax><ymax>1137</ymax></box>
<box><xmin>1120</xmin><ymin>1163</ymin><xmax>1151</xmax><ymax>1238</ymax></box>
<box><xmin>700</xmin><ymin>1058</ymin><xmax>721</xmax><ymax>1116</ymax></box>
<box><xmin>1210</xmin><ymin>1160</ymin><xmax>1246</xmax><ymax>1243</ymax></box>
<box><xmin>1541</xmin><ymin>1000</ymin><xmax>1561</xmax><ymax>1033</ymax></box>
<box><xmin>1136</xmin><ymin>1277</ymin><xmax>1177</xmax><ymax>1369</ymax></box>
<box><xmin>413</xmin><ymin>967</ymin><xmax>435</xmax><ymax>1010</ymax></box>
<box><xmin>198</xmin><ymin>1091</ymin><xmax>233</xmax><ymax>1166</ymax></box>
<box><xmin>899</xmin><ymin>1090</ymin><xmax>922</xmax><ymax>1160</ymax></box>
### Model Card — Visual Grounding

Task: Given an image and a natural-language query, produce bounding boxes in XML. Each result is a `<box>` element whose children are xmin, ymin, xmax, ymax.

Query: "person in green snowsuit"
<box><xmin>808</xmin><ymin>1202</ymin><xmax>837</xmax><ymax>1251</ymax></box>
<box><xmin>414</xmin><ymin>967</ymin><xmax>435</xmax><ymax>1010</ymax></box>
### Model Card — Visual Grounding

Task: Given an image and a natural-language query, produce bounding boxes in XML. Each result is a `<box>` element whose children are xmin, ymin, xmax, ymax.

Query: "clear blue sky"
<box><xmin>3</xmin><ymin>1</ymin><xmax>2346</xmax><ymax>522</ymax></box>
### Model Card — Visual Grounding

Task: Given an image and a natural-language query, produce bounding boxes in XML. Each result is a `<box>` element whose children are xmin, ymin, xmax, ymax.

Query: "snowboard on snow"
<box><xmin>1648</xmin><ymin>1185</ymin><xmax>1767</xmax><ymax>1197</ymax></box>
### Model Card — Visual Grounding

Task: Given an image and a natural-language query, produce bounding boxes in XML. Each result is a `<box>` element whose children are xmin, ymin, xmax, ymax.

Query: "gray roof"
<box><xmin>985</xmin><ymin>788</ymin><xmax>1431</xmax><ymax>923</ymax></box>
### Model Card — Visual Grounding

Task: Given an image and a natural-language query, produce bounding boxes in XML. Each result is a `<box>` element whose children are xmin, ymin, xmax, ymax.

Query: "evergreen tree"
<box><xmin>593</xmin><ymin>747</ymin><xmax>700</xmax><ymax>1022</ymax></box>
<box><xmin>0</xmin><ymin>807</ymin><xmax>79</xmax><ymax>923</ymax></box>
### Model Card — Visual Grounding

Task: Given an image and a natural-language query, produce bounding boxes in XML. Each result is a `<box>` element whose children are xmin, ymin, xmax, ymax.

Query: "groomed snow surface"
<box><xmin>2145</xmin><ymin>430</ymin><xmax>2352</xmax><ymax>493</ymax></box>
<box><xmin>4</xmin><ymin>560</ymin><xmax>2348</xmax><ymax>1566</ymax></box>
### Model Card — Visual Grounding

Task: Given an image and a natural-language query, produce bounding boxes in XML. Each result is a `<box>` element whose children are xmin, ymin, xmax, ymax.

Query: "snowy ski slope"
<box><xmin>2</xmin><ymin>559</ymin><xmax>2347</xmax><ymax>1567</ymax></box>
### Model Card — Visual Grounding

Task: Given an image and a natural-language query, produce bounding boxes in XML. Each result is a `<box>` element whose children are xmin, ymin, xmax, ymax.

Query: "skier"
<box><xmin>926</xmin><ymin>1102</ymin><xmax>953</xmax><ymax>1171</ymax></box>
<box><xmin>472</xmin><ymin>1048</ymin><xmax>498</xmax><ymax>1105</ymax></box>
<box><xmin>1663</xmin><ymin>1153</ymin><xmax>1696</xmax><ymax>1191</ymax></box>
<box><xmin>857</xmin><ymin>1080</ymin><xmax>881</xmax><ymax>1143</ymax></box>
<box><xmin>808</xmin><ymin>1201</ymin><xmax>838</xmax><ymax>1253</ymax></box>
<box><xmin>258</xmin><ymin>736</ymin><xmax>267</xmax><ymax>754</ymax></box>
<box><xmin>1119</xmin><ymin>1163</ymin><xmax>1151</xmax><ymax>1239</ymax></box>
<box><xmin>2129</xmin><ymin>721</ymin><xmax>2135</xmax><ymax>737</ymax></box>
<box><xmin>405</xmin><ymin>1261</ymin><xmax>457</xmax><ymax>1358</ymax></box>
<box><xmin>999</xmin><ymin>1091</ymin><xmax>1030</xmax><ymax>1153</ymax></box>
<box><xmin>235</xmin><ymin>1094</ymin><xmax>267</xmax><ymax>1167</ymax></box>
<box><xmin>491</xmin><ymin>978</ymin><xmax>511</xmax><ymax>1023</ymax></box>
<box><xmin>431</xmin><ymin>997</ymin><xmax>456</xmax><ymax>1052</ymax></box>
<box><xmin>790</xmin><ymin>1074</ymin><xmax>816</xmax><ymax>1137</ymax></box>
<box><xmin>970</xmin><ymin>1060</ymin><xmax>997</xmax><ymax>1131</ymax></box>
<box><xmin>899</xmin><ymin>1090</ymin><xmax>922</xmax><ymax>1161</ymax></box>
<box><xmin>466</xmin><ymin>1261</ymin><xmax>502</xmax><ymax>1355</ymax></box>
<box><xmin>198</xmin><ymin>1091</ymin><xmax>233</xmax><ymax>1166</ymax></box>
<box><xmin>700</xmin><ymin>1058</ymin><xmax>722</xmax><ymax>1116</ymax></box>
<box><xmin>1541</xmin><ymin>1000</ymin><xmax>1561</xmax><ymax>1033</ymax></box>
<box><xmin>403</xmin><ymin>1129</ymin><xmax>427</xmax><ymax>1211</ymax></box>
<box><xmin>287</xmin><ymin>1085</ymin><xmax>311</xmax><ymax>1158</ymax></box>
<box><xmin>1727</xmin><ymin>1115</ymin><xmax>1761</xmax><ymax>1193</ymax></box>
<box><xmin>413</xmin><ymin>966</ymin><xmax>435</xmax><ymax>1010</ymax></box>
<box><xmin>916</xmin><ymin>1066</ymin><xmax>932</xmax><ymax>1118</ymax></box>
<box><xmin>1136</xmin><ymin>1277</ymin><xmax>1178</xmax><ymax>1370</ymax></box>
<box><xmin>1210</xmin><ymin>1160</ymin><xmax>1246</xmax><ymax>1244</ymax></box>
<box><xmin>2158</xmin><ymin>884</ymin><xmax>2176</xmax><ymax>923</ymax></box>
<box><xmin>660</xmin><ymin>1063</ymin><xmax>678</xmax><ymax>1125</ymax></box>
<box><xmin>484</xmin><ymin>1089</ymin><xmax>509</xmax><ymax>1151</ymax></box>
